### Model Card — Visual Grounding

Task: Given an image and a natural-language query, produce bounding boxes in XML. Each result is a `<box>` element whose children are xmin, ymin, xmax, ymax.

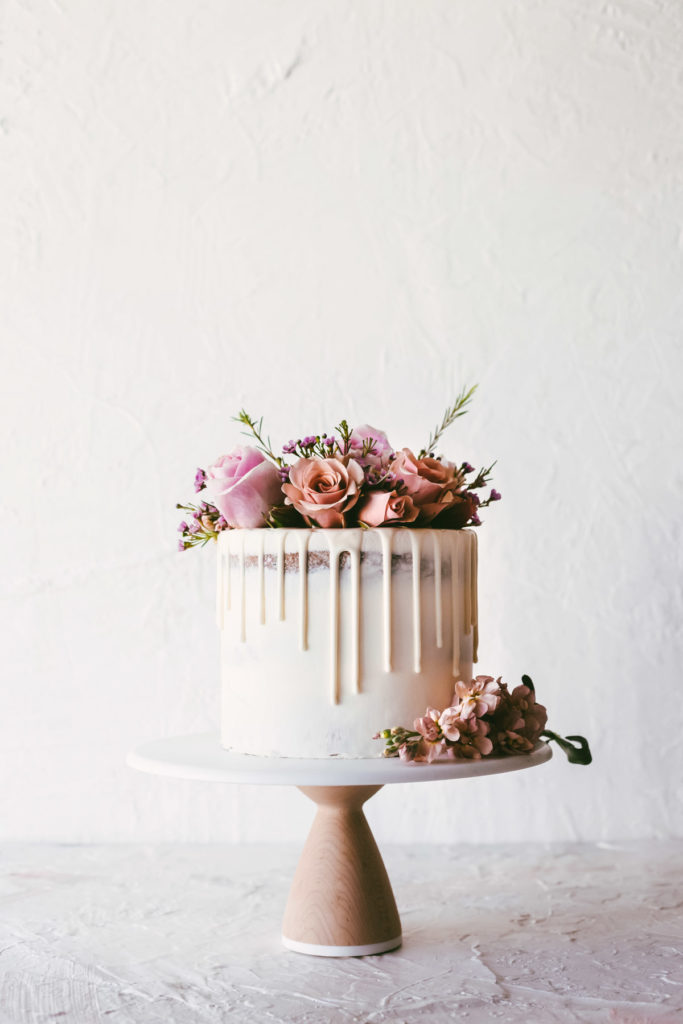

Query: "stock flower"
<box><xmin>348</xmin><ymin>424</ymin><xmax>394</xmax><ymax>467</ymax></box>
<box><xmin>450</xmin><ymin>716</ymin><xmax>493</xmax><ymax>759</ymax></box>
<box><xmin>414</xmin><ymin>707</ymin><xmax>441</xmax><ymax>742</ymax></box>
<box><xmin>357</xmin><ymin>490</ymin><xmax>419</xmax><ymax>527</ymax></box>
<box><xmin>453</xmin><ymin>675</ymin><xmax>501</xmax><ymax>719</ymax></box>
<box><xmin>205</xmin><ymin>446</ymin><xmax>283</xmax><ymax>529</ymax></box>
<box><xmin>510</xmin><ymin>684</ymin><xmax>548</xmax><ymax>744</ymax></box>
<box><xmin>282</xmin><ymin>456</ymin><xmax>364</xmax><ymax>528</ymax></box>
<box><xmin>389</xmin><ymin>448</ymin><xmax>463</xmax><ymax>522</ymax></box>
<box><xmin>437</xmin><ymin>707</ymin><xmax>462</xmax><ymax>742</ymax></box>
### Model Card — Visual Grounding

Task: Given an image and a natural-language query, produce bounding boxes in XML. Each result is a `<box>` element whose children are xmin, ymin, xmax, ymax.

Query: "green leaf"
<box><xmin>542</xmin><ymin>730</ymin><xmax>592</xmax><ymax>765</ymax></box>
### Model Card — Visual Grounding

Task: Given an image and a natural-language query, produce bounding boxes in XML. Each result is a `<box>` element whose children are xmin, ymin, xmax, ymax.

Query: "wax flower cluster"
<box><xmin>375</xmin><ymin>675</ymin><xmax>592</xmax><ymax>766</ymax></box>
<box><xmin>177</xmin><ymin>387</ymin><xmax>500</xmax><ymax>550</ymax></box>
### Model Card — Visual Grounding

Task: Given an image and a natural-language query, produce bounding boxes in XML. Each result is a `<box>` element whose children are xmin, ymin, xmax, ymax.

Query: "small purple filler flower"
<box><xmin>177</xmin><ymin>521</ymin><xmax>188</xmax><ymax>532</ymax></box>
<box><xmin>462</xmin><ymin>462</ymin><xmax>474</xmax><ymax>474</ymax></box>
<box><xmin>194</xmin><ymin>468</ymin><xmax>207</xmax><ymax>493</ymax></box>
<box><xmin>302</xmin><ymin>435</ymin><xmax>317</xmax><ymax>447</ymax></box>
<box><xmin>177</xmin><ymin>540</ymin><xmax>186</xmax><ymax>552</ymax></box>
<box><xmin>282</xmin><ymin>440</ymin><xmax>298</xmax><ymax>455</ymax></box>
<box><xmin>489</xmin><ymin>489</ymin><xmax>502</xmax><ymax>502</ymax></box>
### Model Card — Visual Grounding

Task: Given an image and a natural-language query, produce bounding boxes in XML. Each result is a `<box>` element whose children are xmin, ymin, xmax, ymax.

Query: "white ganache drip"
<box><xmin>217</xmin><ymin>528</ymin><xmax>478</xmax><ymax>708</ymax></box>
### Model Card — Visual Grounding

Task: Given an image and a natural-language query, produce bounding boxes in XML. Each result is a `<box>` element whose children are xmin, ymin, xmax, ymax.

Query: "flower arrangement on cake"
<box><xmin>177</xmin><ymin>385</ymin><xmax>499</xmax><ymax>548</ymax></box>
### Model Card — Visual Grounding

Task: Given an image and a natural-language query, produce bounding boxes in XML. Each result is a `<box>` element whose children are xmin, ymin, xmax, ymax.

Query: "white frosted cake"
<box><xmin>216</xmin><ymin>526</ymin><xmax>478</xmax><ymax>758</ymax></box>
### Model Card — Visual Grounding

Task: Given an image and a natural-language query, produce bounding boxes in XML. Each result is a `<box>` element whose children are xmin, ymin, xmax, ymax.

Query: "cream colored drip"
<box><xmin>471</xmin><ymin>530</ymin><xmax>479</xmax><ymax>662</ymax></box>
<box><xmin>378</xmin><ymin>531</ymin><xmax>393</xmax><ymax>672</ymax></box>
<box><xmin>450</xmin><ymin>532</ymin><xmax>461</xmax><ymax>677</ymax></box>
<box><xmin>257</xmin><ymin>533</ymin><xmax>265</xmax><ymax>625</ymax></box>
<box><xmin>463</xmin><ymin>531</ymin><xmax>471</xmax><ymax>639</ymax></box>
<box><xmin>432</xmin><ymin>531</ymin><xmax>443</xmax><ymax>648</ymax></box>
<box><xmin>216</xmin><ymin>546</ymin><xmax>224</xmax><ymax>629</ymax></box>
<box><xmin>276</xmin><ymin>531</ymin><xmax>287</xmax><ymax>621</ymax></box>
<box><xmin>239</xmin><ymin>533</ymin><xmax>247</xmax><ymax>643</ymax></box>
<box><xmin>328</xmin><ymin>541</ymin><xmax>341</xmax><ymax>705</ymax></box>
<box><xmin>225</xmin><ymin>532</ymin><xmax>232</xmax><ymax>611</ymax></box>
<box><xmin>349</xmin><ymin>546</ymin><xmax>361</xmax><ymax>694</ymax></box>
<box><xmin>409</xmin><ymin>531</ymin><xmax>422</xmax><ymax>674</ymax></box>
<box><xmin>297</xmin><ymin>532</ymin><xmax>310</xmax><ymax>652</ymax></box>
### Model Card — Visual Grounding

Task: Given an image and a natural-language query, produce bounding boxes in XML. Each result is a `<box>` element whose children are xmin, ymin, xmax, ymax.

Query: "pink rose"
<box><xmin>357</xmin><ymin>490</ymin><xmax>419</xmax><ymax>527</ymax></box>
<box><xmin>205</xmin><ymin>446</ymin><xmax>283</xmax><ymax>529</ymax></box>
<box><xmin>348</xmin><ymin>424</ymin><xmax>394</xmax><ymax>467</ymax></box>
<box><xmin>282</xmin><ymin>456</ymin><xmax>364</xmax><ymax>528</ymax></box>
<box><xmin>389</xmin><ymin>448</ymin><xmax>463</xmax><ymax>523</ymax></box>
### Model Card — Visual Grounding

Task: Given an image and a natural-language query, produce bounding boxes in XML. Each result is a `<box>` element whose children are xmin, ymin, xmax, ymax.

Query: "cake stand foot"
<box><xmin>282</xmin><ymin>785</ymin><xmax>402</xmax><ymax>957</ymax></box>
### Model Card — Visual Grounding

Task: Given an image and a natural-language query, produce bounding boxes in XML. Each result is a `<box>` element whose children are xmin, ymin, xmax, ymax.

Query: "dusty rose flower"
<box><xmin>412</xmin><ymin>737</ymin><xmax>446</xmax><ymax>763</ymax></box>
<box><xmin>451</xmin><ymin>717</ymin><xmax>493</xmax><ymax>759</ymax></box>
<box><xmin>282</xmin><ymin>456</ymin><xmax>364</xmax><ymax>528</ymax></box>
<box><xmin>348</xmin><ymin>424</ymin><xmax>394</xmax><ymax>467</ymax></box>
<box><xmin>438</xmin><ymin>707</ymin><xmax>463</xmax><ymax>742</ymax></box>
<box><xmin>357</xmin><ymin>489</ymin><xmax>419</xmax><ymax>527</ymax></box>
<box><xmin>510</xmin><ymin>685</ymin><xmax>548</xmax><ymax>744</ymax></box>
<box><xmin>496</xmin><ymin>730</ymin><xmax>535</xmax><ymax>754</ymax></box>
<box><xmin>432</xmin><ymin>491</ymin><xmax>478</xmax><ymax>529</ymax></box>
<box><xmin>205</xmin><ymin>446</ymin><xmax>282</xmax><ymax>529</ymax></box>
<box><xmin>454</xmin><ymin>675</ymin><xmax>502</xmax><ymax>719</ymax></box>
<box><xmin>414</xmin><ymin>707</ymin><xmax>441</xmax><ymax>742</ymax></box>
<box><xmin>389</xmin><ymin>448</ymin><xmax>463</xmax><ymax>522</ymax></box>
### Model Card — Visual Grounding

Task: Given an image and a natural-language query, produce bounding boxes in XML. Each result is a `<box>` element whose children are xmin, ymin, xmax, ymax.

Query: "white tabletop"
<box><xmin>127</xmin><ymin>732</ymin><xmax>552</xmax><ymax>786</ymax></box>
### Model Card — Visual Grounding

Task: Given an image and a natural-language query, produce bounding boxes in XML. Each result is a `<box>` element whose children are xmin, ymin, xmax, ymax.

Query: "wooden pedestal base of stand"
<box><xmin>282</xmin><ymin>785</ymin><xmax>402</xmax><ymax>957</ymax></box>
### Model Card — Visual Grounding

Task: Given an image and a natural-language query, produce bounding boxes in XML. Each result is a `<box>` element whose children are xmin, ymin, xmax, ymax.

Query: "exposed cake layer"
<box><xmin>217</xmin><ymin>527</ymin><xmax>478</xmax><ymax>758</ymax></box>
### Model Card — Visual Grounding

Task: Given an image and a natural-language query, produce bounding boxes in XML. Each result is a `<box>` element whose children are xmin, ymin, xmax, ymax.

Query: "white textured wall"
<box><xmin>3</xmin><ymin>0</ymin><xmax>683</xmax><ymax>844</ymax></box>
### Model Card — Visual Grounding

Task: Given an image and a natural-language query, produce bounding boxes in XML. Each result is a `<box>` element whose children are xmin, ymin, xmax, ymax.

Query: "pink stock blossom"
<box><xmin>438</xmin><ymin>707</ymin><xmax>462</xmax><ymax>742</ymax></box>
<box><xmin>205</xmin><ymin>446</ymin><xmax>282</xmax><ymax>529</ymax></box>
<box><xmin>454</xmin><ymin>675</ymin><xmax>502</xmax><ymax>719</ymax></box>
<box><xmin>414</xmin><ymin>707</ymin><xmax>441</xmax><ymax>742</ymax></box>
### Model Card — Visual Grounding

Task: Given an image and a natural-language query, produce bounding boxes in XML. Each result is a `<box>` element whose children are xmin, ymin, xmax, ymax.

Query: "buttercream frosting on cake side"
<box><xmin>217</xmin><ymin>527</ymin><xmax>478</xmax><ymax>758</ymax></box>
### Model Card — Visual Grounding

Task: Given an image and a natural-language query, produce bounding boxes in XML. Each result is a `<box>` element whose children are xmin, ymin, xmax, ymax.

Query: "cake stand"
<box><xmin>127</xmin><ymin>733</ymin><xmax>552</xmax><ymax>957</ymax></box>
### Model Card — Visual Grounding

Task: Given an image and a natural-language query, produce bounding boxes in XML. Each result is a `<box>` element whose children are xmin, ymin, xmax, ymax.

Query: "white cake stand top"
<box><xmin>127</xmin><ymin>732</ymin><xmax>552</xmax><ymax>786</ymax></box>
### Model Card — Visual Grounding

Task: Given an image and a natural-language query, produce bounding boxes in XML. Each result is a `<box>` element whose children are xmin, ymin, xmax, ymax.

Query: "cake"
<box><xmin>176</xmin><ymin>389</ymin><xmax>518</xmax><ymax>761</ymax></box>
<box><xmin>216</xmin><ymin>526</ymin><xmax>478</xmax><ymax>757</ymax></box>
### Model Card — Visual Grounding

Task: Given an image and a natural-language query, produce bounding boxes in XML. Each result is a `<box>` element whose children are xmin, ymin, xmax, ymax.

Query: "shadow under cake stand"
<box><xmin>127</xmin><ymin>733</ymin><xmax>552</xmax><ymax>957</ymax></box>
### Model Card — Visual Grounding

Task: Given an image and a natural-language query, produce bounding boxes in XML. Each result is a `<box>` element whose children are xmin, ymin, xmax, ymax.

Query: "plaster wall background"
<box><xmin>2</xmin><ymin>0</ymin><xmax>682</xmax><ymax>843</ymax></box>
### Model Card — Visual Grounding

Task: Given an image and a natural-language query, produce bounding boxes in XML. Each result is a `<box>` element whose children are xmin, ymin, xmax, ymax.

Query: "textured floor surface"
<box><xmin>0</xmin><ymin>842</ymin><xmax>681</xmax><ymax>1023</ymax></box>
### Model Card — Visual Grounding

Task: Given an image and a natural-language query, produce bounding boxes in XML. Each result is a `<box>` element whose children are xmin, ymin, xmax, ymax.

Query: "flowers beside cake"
<box><xmin>175</xmin><ymin>387</ymin><xmax>590</xmax><ymax>766</ymax></box>
<box><xmin>375</xmin><ymin>674</ymin><xmax>591</xmax><ymax>765</ymax></box>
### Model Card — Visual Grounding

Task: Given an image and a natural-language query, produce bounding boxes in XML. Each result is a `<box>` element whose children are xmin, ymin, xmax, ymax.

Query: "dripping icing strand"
<box><xmin>257</xmin><ymin>532</ymin><xmax>265</xmax><ymax>625</ymax></box>
<box><xmin>409</xmin><ymin>531</ymin><xmax>422</xmax><ymax>673</ymax></box>
<box><xmin>277</xmin><ymin>531</ymin><xmax>287</xmax><ymax>621</ymax></box>
<box><xmin>450</xmin><ymin>532</ymin><xmax>461</xmax><ymax>677</ymax></box>
<box><xmin>297</xmin><ymin>532</ymin><xmax>309</xmax><ymax>652</ymax></box>
<box><xmin>378</xmin><ymin>530</ymin><xmax>393</xmax><ymax>672</ymax></box>
<box><xmin>349</xmin><ymin>544</ymin><xmax>361</xmax><ymax>694</ymax></box>
<box><xmin>432</xmin><ymin>531</ymin><xmax>443</xmax><ymax>649</ymax></box>
<box><xmin>239</xmin><ymin>532</ymin><xmax>246</xmax><ymax>643</ymax></box>
<box><xmin>216</xmin><ymin>543</ymin><xmax>224</xmax><ymax>629</ymax></box>
<box><xmin>471</xmin><ymin>530</ymin><xmax>479</xmax><ymax>662</ymax></box>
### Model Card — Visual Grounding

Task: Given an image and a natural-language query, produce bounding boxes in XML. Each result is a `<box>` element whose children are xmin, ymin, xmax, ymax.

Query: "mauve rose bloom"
<box><xmin>357</xmin><ymin>489</ymin><xmax>419</xmax><ymax>527</ymax></box>
<box><xmin>348</xmin><ymin>424</ymin><xmax>394</xmax><ymax>467</ymax></box>
<box><xmin>389</xmin><ymin>448</ymin><xmax>462</xmax><ymax>522</ymax></box>
<box><xmin>432</xmin><ymin>491</ymin><xmax>478</xmax><ymax>529</ymax></box>
<box><xmin>205</xmin><ymin>446</ymin><xmax>283</xmax><ymax>529</ymax></box>
<box><xmin>282</xmin><ymin>456</ymin><xmax>364</xmax><ymax>528</ymax></box>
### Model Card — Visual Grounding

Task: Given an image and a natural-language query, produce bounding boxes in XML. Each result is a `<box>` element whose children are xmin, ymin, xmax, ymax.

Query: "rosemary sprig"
<box><xmin>234</xmin><ymin>410</ymin><xmax>283</xmax><ymax>466</ymax></box>
<box><xmin>419</xmin><ymin>384</ymin><xmax>478</xmax><ymax>458</ymax></box>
